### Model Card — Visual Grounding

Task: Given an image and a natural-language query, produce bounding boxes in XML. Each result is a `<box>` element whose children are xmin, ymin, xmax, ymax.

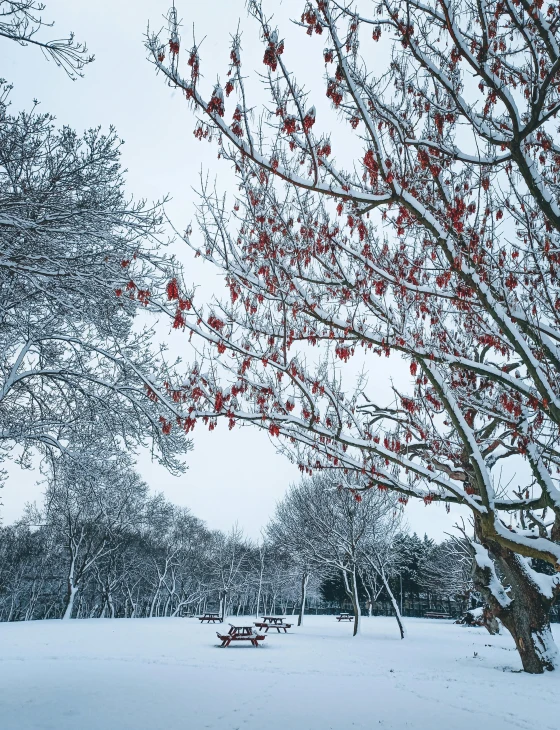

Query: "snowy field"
<box><xmin>0</xmin><ymin>616</ymin><xmax>558</xmax><ymax>730</ymax></box>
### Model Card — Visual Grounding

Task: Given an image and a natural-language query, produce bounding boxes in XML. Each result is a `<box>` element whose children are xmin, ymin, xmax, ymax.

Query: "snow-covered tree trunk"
<box><xmin>61</xmin><ymin>546</ymin><xmax>80</xmax><ymax>621</ymax></box>
<box><xmin>471</xmin><ymin>536</ymin><xmax>558</xmax><ymax>674</ymax></box>
<box><xmin>362</xmin><ymin>586</ymin><xmax>373</xmax><ymax>618</ymax></box>
<box><xmin>62</xmin><ymin>582</ymin><xmax>79</xmax><ymax>620</ymax></box>
<box><xmin>351</xmin><ymin>571</ymin><xmax>361</xmax><ymax>637</ymax></box>
<box><xmin>380</xmin><ymin>570</ymin><xmax>406</xmax><ymax>640</ymax></box>
<box><xmin>149</xmin><ymin>586</ymin><xmax>161</xmax><ymax>619</ymax></box>
<box><xmin>298</xmin><ymin>572</ymin><xmax>309</xmax><ymax>627</ymax></box>
<box><xmin>127</xmin><ymin>588</ymin><xmax>137</xmax><ymax>619</ymax></box>
<box><xmin>255</xmin><ymin>574</ymin><xmax>263</xmax><ymax>619</ymax></box>
<box><xmin>219</xmin><ymin>590</ymin><xmax>227</xmax><ymax>622</ymax></box>
<box><xmin>343</xmin><ymin>569</ymin><xmax>361</xmax><ymax>637</ymax></box>
<box><xmin>107</xmin><ymin>590</ymin><xmax>116</xmax><ymax>619</ymax></box>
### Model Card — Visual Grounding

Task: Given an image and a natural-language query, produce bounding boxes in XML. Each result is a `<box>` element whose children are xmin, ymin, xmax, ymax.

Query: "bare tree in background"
<box><xmin>207</xmin><ymin>525</ymin><xmax>251</xmax><ymax>621</ymax></box>
<box><xmin>419</xmin><ymin>536</ymin><xmax>475</xmax><ymax>616</ymax></box>
<box><xmin>139</xmin><ymin>495</ymin><xmax>209</xmax><ymax>619</ymax></box>
<box><xmin>359</xmin><ymin>505</ymin><xmax>407</xmax><ymax>638</ymax></box>
<box><xmin>0</xmin><ymin>475</ymin><xmax>444</xmax><ymax>623</ymax></box>
<box><xmin>269</xmin><ymin>472</ymin><xmax>401</xmax><ymax>636</ymax></box>
<box><xmin>267</xmin><ymin>499</ymin><xmax>314</xmax><ymax>626</ymax></box>
<box><xmin>31</xmin><ymin>446</ymin><xmax>148</xmax><ymax>619</ymax></box>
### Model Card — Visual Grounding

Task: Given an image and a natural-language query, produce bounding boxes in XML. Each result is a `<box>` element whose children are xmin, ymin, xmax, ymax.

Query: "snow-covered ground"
<box><xmin>0</xmin><ymin>616</ymin><xmax>558</xmax><ymax>729</ymax></box>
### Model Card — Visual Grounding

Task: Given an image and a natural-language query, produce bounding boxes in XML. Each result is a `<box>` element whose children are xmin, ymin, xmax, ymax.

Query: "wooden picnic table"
<box><xmin>336</xmin><ymin>613</ymin><xmax>354</xmax><ymax>622</ymax></box>
<box><xmin>255</xmin><ymin>617</ymin><xmax>292</xmax><ymax>633</ymax></box>
<box><xmin>228</xmin><ymin>624</ymin><xmax>254</xmax><ymax>636</ymax></box>
<box><xmin>260</xmin><ymin>616</ymin><xmax>286</xmax><ymax>625</ymax></box>
<box><xmin>217</xmin><ymin>624</ymin><xmax>266</xmax><ymax>647</ymax></box>
<box><xmin>425</xmin><ymin>611</ymin><xmax>452</xmax><ymax>620</ymax></box>
<box><xmin>198</xmin><ymin>613</ymin><xmax>222</xmax><ymax>623</ymax></box>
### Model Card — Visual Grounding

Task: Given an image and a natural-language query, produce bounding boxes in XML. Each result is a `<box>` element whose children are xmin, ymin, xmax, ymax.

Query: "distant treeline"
<box><xmin>0</xmin><ymin>468</ymin><xmax>486</xmax><ymax>624</ymax></box>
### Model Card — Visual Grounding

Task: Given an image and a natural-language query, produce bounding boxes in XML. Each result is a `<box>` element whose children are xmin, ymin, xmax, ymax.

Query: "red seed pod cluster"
<box><xmin>263</xmin><ymin>33</ymin><xmax>284</xmax><ymax>72</ymax></box>
<box><xmin>303</xmin><ymin>107</ymin><xmax>316</xmax><ymax>132</ymax></box>
<box><xmin>207</xmin><ymin>85</ymin><xmax>225</xmax><ymax>117</ymax></box>
<box><xmin>166</xmin><ymin>278</ymin><xmax>179</xmax><ymax>300</ymax></box>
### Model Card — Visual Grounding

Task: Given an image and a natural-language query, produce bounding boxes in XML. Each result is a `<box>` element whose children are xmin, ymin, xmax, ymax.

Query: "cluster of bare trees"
<box><xmin>1</xmin><ymin>468</ymin><xmax>441</xmax><ymax>629</ymax></box>
<box><xmin>269</xmin><ymin>473</ymin><xmax>407</xmax><ymax>636</ymax></box>
<box><xmin>0</xmin><ymin>1</ymin><xmax>208</xmax><ymax>628</ymax></box>
<box><xmin>0</xmin><ymin>473</ymin><xmax>267</xmax><ymax>622</ymax></box>
<box><xmin>145</xmin><ymin>0</ymin><xmax>560</xmax><ymax>672</ymax></box>
<box><xmin>0</xmin><ymin>2</ymin><xmax>194</xmax><ymax>492</ymax></box>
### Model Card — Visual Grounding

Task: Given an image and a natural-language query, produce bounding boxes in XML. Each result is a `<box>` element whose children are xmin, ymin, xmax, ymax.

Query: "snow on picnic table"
<box><xmin>0</xmin><ymin>616</ymin><xmax>558</xmax><ymax>730</ymax></box>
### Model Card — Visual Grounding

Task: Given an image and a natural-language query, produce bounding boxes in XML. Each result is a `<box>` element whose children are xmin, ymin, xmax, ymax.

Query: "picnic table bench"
<box><xmin>336</xmin><ymin>613</ymin><xmax>354</xmax><ymax>622</ymax></box>
<box><xmin>217</xmin><ymin>624</ymin><xmax>266</xmax><ymax>647</ymax></box>
<box><xmin>260</xmin><ymin>616</ymin><xmax>286</xmax><ymax>624</ymax></box>
<box><xmin>255</xmin><ymin>617</ymin><xmax>292</xmax><ymax>633</ymax></box>
<box><xmin>425</xmin><ymin>611</ymin><xmax>452</xmax><ymax>619</ymax></box>
<box><xmin>198</xmin><ymin>613</ymin><xmax>221</xmax><ymax>623</ymax></box>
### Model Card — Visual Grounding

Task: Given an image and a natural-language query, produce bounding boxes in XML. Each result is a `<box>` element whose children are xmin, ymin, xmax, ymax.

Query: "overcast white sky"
<box><xmin>0</xmin><ymin>0</ymin><xmax>469</xmax><ymax>539</ymax></box>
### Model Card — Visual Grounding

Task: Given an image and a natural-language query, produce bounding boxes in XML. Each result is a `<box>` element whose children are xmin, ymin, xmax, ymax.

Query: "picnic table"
<box><xmin>336</xmin><ymin>612</ymin><xmax>354</xmax><ymax>622</ymax></box>
<box><xmin>198</xmin><ymin>612</ymin><xmax>222</xmax><ymax>623</ymax></box>
<box><xmin>425</xmin><ymin>611</ymin><xmax>452</xmax><ymax>620</ymax></box>
<box><xmin>217</xmin><ymin>624</ymin><xmax>266</xmax><ymax>647</ymax></box>
<box><xmin>254</xmin><ymin>616</ymin><xmax>292</xmax><ymax>633</ymax></box>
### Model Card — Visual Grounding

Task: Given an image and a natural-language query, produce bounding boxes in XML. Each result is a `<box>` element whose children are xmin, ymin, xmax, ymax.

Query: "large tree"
<box><xmin>0</xmin><ymin>103</ymin><xmax>190</xmax><ymax>473</ymax></box>
<box><xmin>1</xmin><ymin>0</ymin><xmax>192</xmax><ymax>483</ymax></box>
<box><xmin>0</xmin><ymin>5</ymin><xmax>196</xmax><ymax>474</ymax></box>
<box><xmin>147</xmin><ymin>0</ymin><xmax>560</xmax><ymax>672</ymax></box>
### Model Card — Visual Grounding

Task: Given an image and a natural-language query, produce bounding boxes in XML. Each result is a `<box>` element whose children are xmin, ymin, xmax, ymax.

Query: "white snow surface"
<box><xmin>0</xmin><ymin>616</ymin><xmax>558</xmax><ymax>729</ymax></box>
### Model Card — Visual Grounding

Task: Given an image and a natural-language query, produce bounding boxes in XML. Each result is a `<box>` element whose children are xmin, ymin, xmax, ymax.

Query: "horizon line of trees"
<box><xmin>0</xmin><ymin>466</ymin><xmax>480</xmax><ymax>630</ymax></box>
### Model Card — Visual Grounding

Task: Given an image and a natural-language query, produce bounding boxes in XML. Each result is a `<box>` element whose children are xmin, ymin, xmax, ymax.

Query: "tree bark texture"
<box><xmin>472</xmin><ymin>526</ymin><xmax>559</xmax><ymax>673</ymax></box>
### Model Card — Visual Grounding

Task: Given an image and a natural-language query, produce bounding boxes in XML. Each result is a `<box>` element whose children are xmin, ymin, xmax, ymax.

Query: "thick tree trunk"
<box><xmin>494</xmin><ymin>545</ymin><xmax>557</xmax><ymax>673</ymax></box>
<box><xmin>298</xmin><ymin>572</ymin><xmax>309</xmax><ymax>627</ymax></box>
<box><xmin>62</xmin><ymin>581</ymin><xmax>78</xmax><ymax>620</ymax></box>
<box><xmin>472</xmin><ymin>530</ymin><xmax>558</xmax><ymax>673</ymax></box>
